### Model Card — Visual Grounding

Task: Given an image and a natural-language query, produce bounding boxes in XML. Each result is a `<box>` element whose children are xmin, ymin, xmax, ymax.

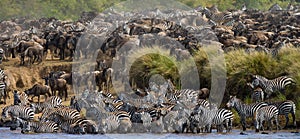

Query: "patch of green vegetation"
<box><xmin>0</xmin><ymin>0</ymin><xmax>296</xmax><ymax>20</ymax></box>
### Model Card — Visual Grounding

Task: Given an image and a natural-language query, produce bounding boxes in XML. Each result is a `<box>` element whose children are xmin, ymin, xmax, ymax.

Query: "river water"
<box><xmin>1</xmin><ymin>128</ymin><xmax>299</xmax><ymax>139</ymax></box>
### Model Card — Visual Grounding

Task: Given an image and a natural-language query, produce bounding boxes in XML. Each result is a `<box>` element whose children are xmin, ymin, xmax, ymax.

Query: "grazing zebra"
<box><xmin>251</xmin><ymin>87</ymin><xmax>264</xmax><ymax>103</ymax></box>
<box><xmin>16</xmin><ymin>118</ymin><xmax>59</xmax><ymax>133</ymax></box>
<box><xmin>226</xmin><ymin>96</ymin><xmax>268</xmax><ymax>131</ymax></box>
<box><xmin>268</xmin><ymin>100</ymin><xmax>297</xmax><ymax>128</ymax></box>
<box><xmin>254</xmin><ymin>105</ymin><xmax>279</xmax><ymax>132</ymax></box>
<box><xmin>211</xmin><ymin>108</ymin><xmax>234</xmax><ymax>133</ymax></box>
<box><xmin>250</xmin><ymin>74</ymin><xmax>295</xmax><ymax>99</ymax></box>
<box><xmin>1</xmin><ymin>105</ymin><xmax>35</xmax><ymax>121</ymax></box>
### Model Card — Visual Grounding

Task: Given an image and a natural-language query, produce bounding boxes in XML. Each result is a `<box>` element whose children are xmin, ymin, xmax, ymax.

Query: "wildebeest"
<box><xmin>95</xmin><ymin>67</ymin><xmax>113</xmax><ymax>92</ymax></box>
<box><xmin>43</xmin><ymin>76</ymin><xmax>68</xmax><ymax>101</ymax></box>
<box><xmin>24</xmin><ymin>84</ymin><xmax>51</xmax><ymax>104</ymax></box>
<box><xmin>16</xmin><ymin>40</ymin><xmax>44</xmax><ymax>65</ymax></box>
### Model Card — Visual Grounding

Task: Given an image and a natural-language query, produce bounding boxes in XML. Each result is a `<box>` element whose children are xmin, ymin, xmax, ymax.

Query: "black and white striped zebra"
<box><xmin>211</xmin><ymin>108</ymin><xmax>234</xmax><ymax>133</ymax></box>
<box><xmin>251</xmin><ymin>87</ymin><xmax>264</xmax><ymax>103</ymax></box>
<box><xmin>0</xmin><ymin>80</ymin><xmax>7</xmax><ymax>104</ymax></box>
<box><xmin>250</xmin><ymin>74</ymin><xmax>295</xmax><ymax>99</ymax></box>
<box><xmin>13</xmin><ymin>91</ymin><xmax>30</xmax><ymax>106</ymax></box>
<box><xmin>254</xmin><ymin>105</ymin><xmax>279</xmax><ymax>132</ymax></box>
<box><xmin>1</xmin><ymin>105</ymin><xmax>35</xmax><ymax>121</ymax></box>
<box><xmin>31</xmin><ymin>96</ymin><xmax>62</xmax><ymax>113</ymax></box>
<box><xmin>226</xmin><ymin>96</ymin><xmax>268</xmax><ymax>131</ymax></box>
<box><xmin>268</xmin><ymin>100</ymin><xmax>297</xmax><ymax>128</ymax></box>
<box><xmin>189</xmin><ymin>105</ymin><xmax>217</xmax><ymax>133</ymax></box>
<box><xmin>40</xmin><ymin>107</ymin><xmax>81</xmax><ymax>122</ymax></box>
<box><xmin>201</xmin><ymin>7</ymin><xmax>233</xmax><ymax>26</ymax></box>
<box><xmin>0</xmin><ymin>48</ymin><xmax>4</xmax><ymax>64</ymax></box>
<box><xmin>16</xmin><ymin>118</ymin><xmax>59</xmax><ymax>133</ymax></box>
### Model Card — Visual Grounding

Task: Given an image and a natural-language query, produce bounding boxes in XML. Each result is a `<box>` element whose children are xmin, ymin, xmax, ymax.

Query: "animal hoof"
<box><xmin>261</xmin><ymin>132</ymin><xmax>268</xmax><ymax>134</ymax></box>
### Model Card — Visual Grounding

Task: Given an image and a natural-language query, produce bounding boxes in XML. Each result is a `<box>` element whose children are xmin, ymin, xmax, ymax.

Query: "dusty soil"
<box><xmin>0</xmin><ymin>58</ymin><xmax>74</xmax><ymax>108</ymax></box>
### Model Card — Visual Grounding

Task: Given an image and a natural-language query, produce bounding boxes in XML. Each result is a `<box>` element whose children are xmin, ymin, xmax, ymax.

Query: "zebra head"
<box><xmin>17</xmin><ymin>118</ymin><xmax>30</xmax><ymax>134</ymax></box>
<box><xmin>226</xmin><ymin>96</ymin><xmax>239</xmax><ymax>108</ymax></box>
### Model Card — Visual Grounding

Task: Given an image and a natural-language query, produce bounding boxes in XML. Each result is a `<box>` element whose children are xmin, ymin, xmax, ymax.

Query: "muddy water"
<box><xmin>0</xmin><ymin>128</ymin><xmax>299</xmax><ymax>139</ymax></box>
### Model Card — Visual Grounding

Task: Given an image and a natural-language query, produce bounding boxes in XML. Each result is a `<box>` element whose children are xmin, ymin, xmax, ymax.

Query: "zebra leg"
<box><xmin>241</xmin><ymin>118</ymin><xmax>247</xmax><ymax>131</ymax></box>
<box><xmin>275</xmin><ymin>116</ymin><xmax>279</xmax><ymax>132</ymax></box>
<box><xmin>64</xmin><ymin>87</ymin><xmax>68</xmax><ymax>101</ymax></box>
<box><xmin>292</xmin><ymin>112</ymin><xmax>296</xmax><ymax>127</ymax></box>
<box><xmin>284</xmin><ymin>114</ymin><xmax>289</xmax><ymax>129</ymax></box>
<box><xmin>38</xmin><ymin>95</ymin><xmax>40</xmax><ymax>104</ymax></box>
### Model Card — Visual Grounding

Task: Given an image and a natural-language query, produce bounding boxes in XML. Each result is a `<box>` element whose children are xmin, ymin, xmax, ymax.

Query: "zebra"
<box><xmin>251</xmin><ymin>87</ymin><xmax>264</xmax><ymax>103</ymax></box>
<box><xmin>40</xmin><ymin>107</ymin><xmax>81</xmax><ymax>122</ymax></box>
<box><xmin>165</xmin><ymin>79</ymin><xmax>199</xmax><ymax>103</ymax></box>
<box><xmin>210</xmin><ymin>108</ymin><xmax>234</xmax><ymax>133</ymax></box>
<box><xmin>254</xmin><ymin>105</ymin><xmax>279</xmax><ymax>132</ymax></box>
<box><xmin>226</xmin><ymin>96</ymin><xmax>268</xmax><ymax>131</ymax></box>
<box><xmin>99</xmin><ymin>115</ymin><xmax>120</xmax><ymax>133</ymax></box>
<box><xmin>189</xmin><ymin>105</ymin><xmax>217</xmax><ymax>133</ymax></box>
<box><xmin>1</xmin><ymin>105</ymin><xmax>35</xmax><ymax>121</ymax></box>
<box><xmin>70</xmin><ymin>96</ymin><xmax>81</xmax><ymax>112</ymax></box>
<box><xmin>0</xmin><ymin>47</ymin><xmax>4</xmax><ymax>64</ymax></box>
<box><xmin>201</xmin><ymin>7</ymin><xmax>233</xmax><ymax>26</ymax></box>
<box><xmin>16</xmin><ymin>118</ymin><xmax>59</xmax><ymax>133</ymax></box>
<box><xmin>268</xmin><ymin>100</ymin><xmax>297</xmax><ymax>128</ymax></box>
<box><xmin>250</xmin><ymin>74</ymin><xmax>295</xmax><ymax>99</ymax></box>
<box><xmin>0</xmin><ymin>82</ymin><xmax>7</xmax><ymax>105</ymax></box>
<box><xmin>30</xmin><ymin>96</ymin><xmax>62</xmax><ymax>113</ymax></box>
<box><xmin>60</xmin><ymin>118</ymin><xmax>88</xmax><ymax>134</ymax></box>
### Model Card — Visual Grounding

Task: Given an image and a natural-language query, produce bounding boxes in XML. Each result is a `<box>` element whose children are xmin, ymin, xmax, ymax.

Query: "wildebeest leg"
<box><xmin>64</xmin><ymin>87</ymin><xmax>68</xmax><ymax>101</ymax></box>
<box><xmin>38</xmin><ymin>95</ymin><xmax>40</xmax><ymax>104</ymax></box>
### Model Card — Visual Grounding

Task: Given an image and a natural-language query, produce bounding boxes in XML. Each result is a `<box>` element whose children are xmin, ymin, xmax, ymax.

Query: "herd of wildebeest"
<box><xmin>0</xmin><ymin>3</ymin><xmax>299</xmax><ymax>135</ymax></box>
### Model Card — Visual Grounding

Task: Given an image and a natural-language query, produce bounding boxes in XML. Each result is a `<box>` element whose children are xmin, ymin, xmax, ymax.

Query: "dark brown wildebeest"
<box><xmin>95</xmin><ymin>67</ymin><xmax>113</xmax><ymax>92</ymax></box>
<box><xmin>43</xmin><ymin>76</ymin><xmax>68</xmax><ymax>101</ymax></box>
<box><xmin>24</xmin><ymin>84</ymin><xmax>51</xmax><ymax>104</ymax></box>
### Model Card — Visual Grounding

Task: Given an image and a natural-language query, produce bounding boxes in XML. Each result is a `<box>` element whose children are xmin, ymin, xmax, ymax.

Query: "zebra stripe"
<box><xmin>226</xmin><ymin>96</ymin><xmax>268</xmax><ymax>131</ymax></box>
<box><xmin>2</xmin><ymin>105</ymin><xmax>34</xmax><ymax>120</ymax></box>
<box><xmin>268</xmin><ymin>100</ymin><xmax>296</xmax><ymax>127</ymax></box>
<box><xmin>0</xmin><ymin>69</ymin><xmax>5</xmax><ymax>80</ymax></box>
<box><xmin>99</xmin><ymin>115</ymin><xmax>120</xmax><ymax>133</ymax></box>
<box><xmin>254</xmin><ymin>105</ymin><xmax>279</xmax><ymax>132</ymax></box>
<box><xmin>31</xmin><ymin>96</ymin><xmax>62</xmax><ymax>113</ymax></box>
<box><xmin>0</xmin><ymin>81</ymin><xmax>7</xmax><ymax>104</ymax></box>
<box><xmin>211</xmin><ymin>108</ymin><xmax>234</xmax><ymax>133</ymax></box>
<box><xmin>189</xmin><ymin>105</ymin><xmax>217</xmax><ymax>133</ymax></box>
<box><xmin>251</xmin><ymin>75</ymin><xmax>295</xmax><ymax>98</ymax></box>
<box><xmin>40</xmin><ymin>107</ymin><xmax>81</xmax><ymax>122</ymax></box>
<box><xmin>202</xmin><ymin>8</ymin><xmax>233</xmax><ymax>26</ymax></box>
<box><xmin>17</xmin><ymin>118</ymin><xmax>59</xmax><ymax>133</ymax></box>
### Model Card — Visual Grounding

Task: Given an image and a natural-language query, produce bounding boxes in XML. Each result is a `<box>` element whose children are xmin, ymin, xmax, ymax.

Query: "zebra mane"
<box><xmin>253</xmin><ymin>75</ymin><xmax>269</xmax><ymax>81</ymax></box>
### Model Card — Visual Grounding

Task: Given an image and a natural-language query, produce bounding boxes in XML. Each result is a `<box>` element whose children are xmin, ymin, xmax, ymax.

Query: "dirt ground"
<box><xmin>0</xmin><ymin>58</ymin><xmax>74</xmax><ymax>113</ymax></box>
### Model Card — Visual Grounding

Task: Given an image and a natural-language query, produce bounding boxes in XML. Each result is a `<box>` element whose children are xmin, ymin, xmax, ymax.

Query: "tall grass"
<box><xmin>129</xmin><ymin>47</ymin><xmax>300</xmax><ymax>122</ymax></box>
